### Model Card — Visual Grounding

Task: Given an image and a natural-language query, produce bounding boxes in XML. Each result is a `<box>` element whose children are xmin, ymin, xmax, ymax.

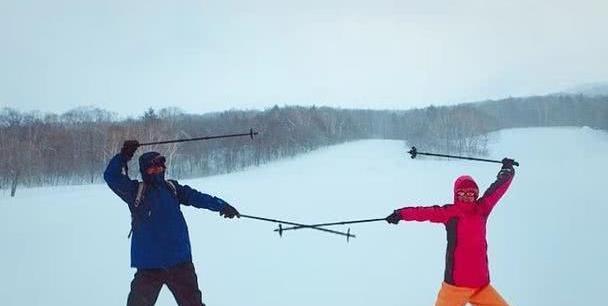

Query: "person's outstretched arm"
<box><xmin>386</xmin><ymin>204</ymin><xmax>456</xmax><ymax>224</ymax></box>
<box><xmin>478</xmin><ymin>158</ymin><xmax>516</xmax><ymax>215</ymax></box>
<box><xmin>103</xmin><ymin>141</ymin><xmax>139</xmax><ymax>204</ymax></box>
<box><xmin>172</xmin><ymin>181</ymin><xmax>240</xmax><ymax>218</ymax></box>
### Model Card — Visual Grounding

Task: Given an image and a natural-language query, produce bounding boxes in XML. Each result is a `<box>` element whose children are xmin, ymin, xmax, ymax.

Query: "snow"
<box><xmin>1</xmin><ymin>127</ymin><xmax>607</xmax><ymax>306</ymax></box>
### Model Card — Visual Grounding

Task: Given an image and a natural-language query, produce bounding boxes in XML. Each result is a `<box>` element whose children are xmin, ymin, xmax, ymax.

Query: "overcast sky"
<box><xmin>1</xmin><ymin>0</ymin><xmax>607</xmax><ymax>116</ymax></box>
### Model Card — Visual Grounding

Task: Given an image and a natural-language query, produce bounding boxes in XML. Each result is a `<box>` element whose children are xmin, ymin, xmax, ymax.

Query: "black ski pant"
<box><xmin>126</xmin><ymin>261</ymin><xmax>205</xmax><ymax>306</ymax></box>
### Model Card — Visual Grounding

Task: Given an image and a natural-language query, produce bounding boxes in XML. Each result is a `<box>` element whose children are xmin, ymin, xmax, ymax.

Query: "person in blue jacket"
<box><xmin>104</xmin><ymin>140</ymin><xmax>240</xmax><ymax>306</ymax></box>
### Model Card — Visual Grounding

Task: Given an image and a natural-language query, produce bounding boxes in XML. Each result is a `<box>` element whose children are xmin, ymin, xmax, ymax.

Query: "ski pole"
<box><xmin>139</xmin><ymin>128</ymin><xmax>258</xmax><ymax>146</ymax></box>
<box><xmin>122</xmin><ymin>129</ymin><xmax>258</xmax><ymax>177</ymax></box>
<box><xmin>407</xmin><ymin>146</ymin><xmax>519</xmax><ymax>166</ymax></box>
<box><xmin>240</xmin><ymin>214</ymin><xmax>355</xmax><ymax>241</ymax></box>
<box><xmin>273</xmin><ymin>218</ymin><xmax>386</xmax><ymax>232</ymax></box>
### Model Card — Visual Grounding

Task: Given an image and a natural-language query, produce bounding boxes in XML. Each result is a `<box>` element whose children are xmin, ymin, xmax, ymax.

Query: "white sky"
<box><xmin>1</xmin><ymin>0</ymin><xmax>607</xmax><ymax>116</ymax></box>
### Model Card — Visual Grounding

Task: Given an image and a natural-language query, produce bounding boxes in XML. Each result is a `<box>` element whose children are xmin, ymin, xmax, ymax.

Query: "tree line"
<box><xmin>1</xmin><ymin>94</ymin><xmax>606</xmax><ymax>196</ymax></box>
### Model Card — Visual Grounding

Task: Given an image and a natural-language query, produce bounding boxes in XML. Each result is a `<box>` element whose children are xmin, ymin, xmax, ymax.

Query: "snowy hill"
<box><xmin>556</xmin><ymin>82</ymin><xmax>608</xmax><ymax>96</ymax></box>
<box><xmin>1</xmin><ymin>127</ymin><xmax>607</xmax><ymax>306</ymax></box>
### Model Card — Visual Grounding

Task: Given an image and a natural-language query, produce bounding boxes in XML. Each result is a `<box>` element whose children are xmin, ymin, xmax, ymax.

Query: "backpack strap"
<box><xmin>127</xmin><ymin>180</ymin><xmax>178</xmax><ymax>239</ymax></box>
<box><xmin>134</xmin><ymin>180</ymin><xmax>177</xmax><ymax>207</ymax></box>
<box><xmin>128</xmin><ymin>182</ymin><xmax>146</xmax><ymax>239</ymax></box>
<box><xmin>134</xmin><ymin>182</ymin><xmax>146</xmax><ymax>208</ymax></box>
<box><xmin>165</xmin><ymin>180</ymin><xmax>177</xmax><ymax>197</ymax></box>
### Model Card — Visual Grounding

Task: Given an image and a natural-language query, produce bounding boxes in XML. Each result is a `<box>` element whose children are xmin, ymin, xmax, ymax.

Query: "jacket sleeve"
<box><xmin>103</xmin><ymin>153</ymin><xmax>139</xmax><ymax>205</ymax></box>
<box><xmin>173</xmin><ymin>181</ymin><xmax>228</xmax><ymax>212</ymax></box>
<box><xmin>478</xmin><ymin>166</ymin><xmax>515</xmax><ymax>215</ymax></box>
<box><xmin>397</xmin><ymin>204</ymin><xmax>456</xmax><ymax>224</ymax></box>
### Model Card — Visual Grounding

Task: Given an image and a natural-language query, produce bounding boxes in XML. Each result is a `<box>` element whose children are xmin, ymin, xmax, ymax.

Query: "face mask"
<box><xmin>143</xmin><ymin>155</ymin><xmax>166</xmax><ymax>184</ymax></box>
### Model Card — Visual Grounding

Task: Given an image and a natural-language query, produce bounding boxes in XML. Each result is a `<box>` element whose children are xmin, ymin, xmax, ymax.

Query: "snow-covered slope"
<box><xmin>1</xmin><ymin>127</ymin><xmax>607</xmax><ymax>306</ymax></box>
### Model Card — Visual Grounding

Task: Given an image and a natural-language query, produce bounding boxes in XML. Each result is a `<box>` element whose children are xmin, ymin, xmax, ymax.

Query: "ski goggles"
<box><xmin>456</xmin><ymin>189</ymin><xmax>478</xmax><ymax>197</ymax></box>
<box><xmin>149</xmin><ymin>155</ymin><xmax>166</xmax><ymax>168</ymax></box>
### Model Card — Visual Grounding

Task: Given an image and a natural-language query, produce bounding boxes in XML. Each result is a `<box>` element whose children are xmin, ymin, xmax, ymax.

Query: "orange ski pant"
<box><xmin>435</xmin><ymin>282</ymin><xmax>508</xmax><ymax>306</ymax></box>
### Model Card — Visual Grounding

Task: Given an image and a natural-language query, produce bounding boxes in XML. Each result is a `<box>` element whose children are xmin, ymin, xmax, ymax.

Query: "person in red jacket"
<box><xmin>386</xmin><ymin>158</ymin><xmax>515</xmax><ymax>306</ymax></box>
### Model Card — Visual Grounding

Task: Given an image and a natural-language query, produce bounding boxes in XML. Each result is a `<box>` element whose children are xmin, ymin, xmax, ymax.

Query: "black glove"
<box><xmin>121</xmin><ymin>140</ymin><xmax>140</xmax><ymax>161</ymax></box>
<box><xmin>386</xmin><ymin>210</ymin><xmax>401</xmax><ymax>224</ymax></box>
<box><xmin>501</xmin><ymin>158</ymin><xmax>515</xmax><ymax>170</ymax></box>
<box><xmin>220</xmin><ymin>203</ymin><xmax>240</xmax><ymax>219</ymax></box>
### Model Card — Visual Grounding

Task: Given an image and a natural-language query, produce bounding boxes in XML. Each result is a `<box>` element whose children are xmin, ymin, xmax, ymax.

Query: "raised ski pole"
<box><xmin>407</xmin><ymin>146</ymin><xmax>519</xmax><ymax>166</ymax></box>
<box><xmin>139</xmin><ymin>128</ymin><xmax>258</xmax><ymax>146</ymax></box>
<box><xmin>240</xmin><ymin>214</ymin><xmax>355</xmax><ymax>241</ymax></box>
<box><xmin>122</xmin><ymin>129</ymin><xmax>258</xmax><ymax>178</ymax></box>
<box><xmin>273</xmin><ymin>218</ymin><xmax>387</xmax><ymax>233</ymax></box>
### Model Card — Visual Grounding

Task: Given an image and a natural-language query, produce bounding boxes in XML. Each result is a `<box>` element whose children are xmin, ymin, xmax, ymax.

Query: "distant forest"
<box><xmin>1</xmin><ymin>94</ymin><xmax>607</xmax><ymax>196</ymax></box>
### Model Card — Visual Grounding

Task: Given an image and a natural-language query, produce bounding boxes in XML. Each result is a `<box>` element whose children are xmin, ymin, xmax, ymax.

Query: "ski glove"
<box><xmin>386</xmin><ymin>210</ymin><xmax>401</xmax><ymax>224</ymax></box>
<box><xmin>501</xmin><ymin>158</ymin><xmax>515</xmax><ymax>170</ymax></box>
<box><xmin>219</xmin><ymin>202</ymin><xmax>241</xmax><ymax>219</ymax></box>
<box><xmin>121</xmin><ymin>140</ymin><xmax>140</xmax><ymax>161</ymax></box>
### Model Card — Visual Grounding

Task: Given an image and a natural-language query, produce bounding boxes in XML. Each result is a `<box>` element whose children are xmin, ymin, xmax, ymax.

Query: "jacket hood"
<box><xmin>139</xmin><ymin>151</ymin><xmax>165</xmax><ymax>184</ymax></box>
<box><xmin>453</xmin><ymin>175</ymin><xmax>479</xmax><ymax>203</ymax></box>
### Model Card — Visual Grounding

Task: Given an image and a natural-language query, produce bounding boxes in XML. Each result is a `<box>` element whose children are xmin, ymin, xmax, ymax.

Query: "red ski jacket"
<box><xmin>397</xmin><ymin>167</ymin><xmax>514</xmax><ymax>288</ymax></box>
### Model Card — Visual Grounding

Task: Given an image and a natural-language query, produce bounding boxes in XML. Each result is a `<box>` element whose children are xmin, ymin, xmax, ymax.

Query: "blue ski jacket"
<box><xmin>104</xmin><ymin>153</ymin><xmax>228</xmax><ymax>269</ymax></box>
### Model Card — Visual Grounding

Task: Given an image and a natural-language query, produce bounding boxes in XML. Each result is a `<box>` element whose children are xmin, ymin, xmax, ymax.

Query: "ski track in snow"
<box><xmin>1</xmin><ymin>127</ymin><xmax>607</xmax><ymax>306</ymax></box>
